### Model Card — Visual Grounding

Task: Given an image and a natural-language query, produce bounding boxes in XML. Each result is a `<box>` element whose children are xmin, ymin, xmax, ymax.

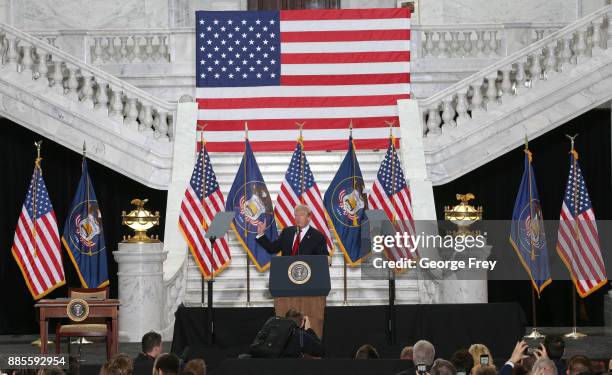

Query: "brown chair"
<box><xmin>55</xmin><ymin>287</ymin><xmax>112</xmax><ymax>360</ymax></box>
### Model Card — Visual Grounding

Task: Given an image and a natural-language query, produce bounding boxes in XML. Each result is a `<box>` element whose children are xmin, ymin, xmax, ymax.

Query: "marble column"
<box><xmin>440</xmin><ymin>245</ymin><xmax>492</xmax><ymax>303</ymax></box>
<box><xmin>605</xmin><ymin>289</ymin><xmax>612</xmax><ymax>333</ymax></box>
<box><xmin>113</xmin><ymin>241</ymin><xmax>167</xmax><ymax>342</ymax></box>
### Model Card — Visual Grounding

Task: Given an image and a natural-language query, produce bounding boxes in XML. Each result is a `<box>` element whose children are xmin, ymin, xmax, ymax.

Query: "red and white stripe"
<box><xmin>197</xmin><ymin>8</ymin><xmax>411</xmax><ymax>152</ymax></box>
<box><xmin>276</xmin><ymin>182</ymin><xmax>333</xmax><ymax>254</ymax></box>
<box><xmin>556</xmin><ymin>205</ymin><xmax>607</xmax><ymax>297</ymax></box>
<box><xmin>179</xmin><ymin>186</ymin><xmax>231</xmax><ymax>277</ymax></box>
<box><xmin>368</xmin><ymin>180</ymin><xmax>417</xmax><ymax>261</ymax></box>
<box><xmin>12</xmin><ymin>208</ymin><xmax>65</xmax><ymax>299</ymax></box>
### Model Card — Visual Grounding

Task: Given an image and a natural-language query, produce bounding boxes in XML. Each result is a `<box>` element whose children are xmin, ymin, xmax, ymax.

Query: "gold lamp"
<box><xmin>121</xmin><ymin>199</ymin><xmax>161</xmax><ymax>243</ymax></box>
<box><xmin>444</xmin><ymin>193</ymin><xmax>483</xmax><ymax>235</ymax></box>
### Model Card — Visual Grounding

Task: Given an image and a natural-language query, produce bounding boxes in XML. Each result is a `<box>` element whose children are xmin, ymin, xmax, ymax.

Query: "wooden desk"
<box><xmin>34</xmin><ymin>299</ymin><xmax>120</xmax><ymax>356</ymax></box>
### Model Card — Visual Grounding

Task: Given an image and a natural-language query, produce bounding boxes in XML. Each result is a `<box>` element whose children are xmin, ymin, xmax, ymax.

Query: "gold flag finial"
<box><xmin>34</xmin><ymin>141</ymin><xmax>43</xmax><ymax>168</ymax></box>
<box><xmin>566</xmin><ymin>134</ymin><xmax>579</xmax><ymax>160</ymax></box>
<box><xmin>524</xmin><ymin>135</ymin><xmax>532</xmax><ymax>163</ymax></box>
<box><xmin>384</xmin><ymin>120</ymin><xmax>395</xmax><ymax>139</ymax></box>
<box><xmin>295</xmin><ymin>121</ymin><xmax>305</xmax><ymax>141</ymax></box>
<box><xmin>245</xmin><ymin>121</ymin><xmax>249</xmax><ymax>139</ymax></box>
<box><xmin>349</xmin><ymin>120</ymin><xmax>353</xmax><ymax>137</ymax></box>
<box><xmin>82</xmin><ymin>141</ymin><xmax>87</xmax><ymax>157</ymax></box>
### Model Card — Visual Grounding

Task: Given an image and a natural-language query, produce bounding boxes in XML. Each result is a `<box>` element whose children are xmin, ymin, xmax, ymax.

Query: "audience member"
<box><xmin>566</xmin><ymin>355</ymin><xmax>593</xmax><ymax>375</ymax></box>
<box><xmin>499</xmin><ymin>341</ymin><xmax>529</xmax><ymax>375</ymax></box>
<box><xmin>183</xmin><ymin>358</ymin><xmax>206</xmax><ymax>375</ymax></box>
<box><xmin>544</xmin><ymin>336</ymin><xmax>566</xmax><ymax>375</ymax></box>
<box><xmin>153</xmin><ymin>353</ymin><xmax>181</xmax><ymax>375</ymax></box>
<box><xmin>134</xmin><ymin>331</ymin><xmax>162</xmax><ymax>375</ymax></box>
<box><xmin>355</xmin><ymin>344</ymin><xmax>380</xmax><ymax>359</ymax></box>
<box><xmin>450</xmin><ymin>349</ymin><xmax>474</xmax><ymax>375</ymax></box>
<box><xmin>401</xmin><ymin>346</ymin><xmax>414</xmax><ymax>361</ymax></box>
<box><xmin>469</xmin><ymin>344</ymin><xmax>494</xmax><ymax>369</ymax></box>
<box><xmin>431</xmin><ymin>359</ymin><xmax>457</xmax><ymax>375</ymax></box>
<box><xmin>281</xmin><ymin>308</ymin><xmax>325</xmax><ymax>358</ymax></box>
<box><xmin>414</xmin><ymin>340</ymin><xmax>436</xmax><ymax>367</ymax></box>
<box><xmin>107</xmin><ymin>353</ymin><xmax>133</xmax><ymax>375</ymax></box>
<box><xmin>37</xmin><ymin>368</ymin><xmax>64</xmax><ymax>375</ymax></box>
<box><xmin>532</xmin><ymin>358</ymin><xmax>558</xmax><ymax>375</ymax></box>
<box><xmin>475</xmin><ymin>365</ymin><xmax>496</xmax><ymax>375</ymax></box>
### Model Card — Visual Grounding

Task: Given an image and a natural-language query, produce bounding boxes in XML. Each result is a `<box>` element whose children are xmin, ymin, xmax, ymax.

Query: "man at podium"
<box><xmin>256</xmin><ymin>204</ymin><xmax>327</xmax><ymax>256</ymax></box>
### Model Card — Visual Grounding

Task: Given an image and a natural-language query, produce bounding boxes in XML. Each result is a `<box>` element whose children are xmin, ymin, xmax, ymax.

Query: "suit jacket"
<box><xmin>256</xmin><ymin>225</ymin><xmax>327</xmax><ymax>256</ymax></box>
<box><xmin>133</xmin><ymin>353</ymin><xmax>155</xmax><ymax>375</ymax></box>
<box><xmin>282</xmin><ymin>328</ymin><xmax>325</xmax><ymax>358</ymax></box>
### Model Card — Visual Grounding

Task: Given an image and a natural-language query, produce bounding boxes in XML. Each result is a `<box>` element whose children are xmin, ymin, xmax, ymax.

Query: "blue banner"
<box><xmin>324</xmin><ymin>137</ymin><xmax>370</xmax><ymax>266</ymax></box>
<box><xmin>509</xmin><ymin>150</ymin><xmax>551</xmax><ymax>295</ymax></box>
<box><xmin>62</xmin><ymin>159</ymin><xmax>109</xmax><ymax>288</ymax></box>
<box><xmin>226</xmin><ymin>139</ymin><xmax>278</xmax><ymax>271</ymax></box>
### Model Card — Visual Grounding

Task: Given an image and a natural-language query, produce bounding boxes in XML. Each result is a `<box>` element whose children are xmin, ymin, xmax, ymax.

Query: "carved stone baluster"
<box><xmin>500</xmin><ymin>66</ymin><xmax>513</xmax><ymax>98</ymax></box>
<box><xmin>437</xmin><ymin>32</ymin><xmax>448</xmax><ymax>58</ymax></box>
<box><xmin>485</xmin><ymin>73</ymin><xmax>498</xmax><ymax>108</ymax></box>
<box><xmin>469</xmin><ymin>79</ymin><xmax>484</xmax><ymax>118</ymax></box>
<box><xmin>124</xmin><ymin>98</ymin><xmax>139</xmax><ymax>130</ymax></box>
<box><xmin>574</xmin><ymin>28</ymin><xmax>586</xmax><ymax>63</ymax></box>
<box><xmin>535</xmin><ymin>30</ymin><xmax>545</xmax><ymax>41</ymax></box>
<box><xmin>455</xmin><ymin>89</ymin><xmax>471</xmax><ymax>127</ymax></box>
<box><xmin>64</xmin><ymin>65</ymin><xmax>80</xmax><ymax>100</ymax></box>
<box><xmin>543</xmin><ymin>44</ymin><xmax>557</xmax><ymax>79</ymax></box>
<box><xmin>94</xmin><ymin>80</ymin><xmax>109</xmax><ymax>113</ymax></box>
<box><xmin>426</xmin><ymin>104</ymin><xmax>442</xmax><ymax>136</ymax></box>
<box><xmin>119</xmin><ymin>36</ymin><xmax>129</xmax><ymax>62</ymax></box>
<box><xmin>449</xmin><ymin>32</ymin><xmax>460</xmax><ymax>57</ymax></box>
<box><xmin>106</xmin><ymin>37</ymin><xmax>116</xmax><ymax>63</ymax></box>
<box><xmin>423</xmin><ymin>31</ymin><xmax>434</xmax><ymax>57</ymax></box>
<box><xmin>591</xmin><ymin>21</ymin><xmax>602</xmax><ymax>51</ymax></box>
<box><xmin>154</xmin><ymin>110</ymin><xmax>170</xmax><ymax>140</ymax></box>
<box><xmin>132</xmin><ymin>36</ymin><xmax>143</xmax><ymax>63</ymax></box>
<box><xmin>79</xmin><ymin>72</ymin><xmax>94</xmax><ymax>108</ymax></box>
<box><xmin>92</xmin><ymin>37</ymin><xmax>104</xmax><ymax>64</ymax></box>
<box><xmin>462</xmin><ymin>31</ymin><xmax>473</xmax><ymax>57</ymax></box>
<box><xmin>46</xmin><ymin>37</ymin><xmax>57</xmax><ymax>48</ymax></box>
<box><xmin>529</xmin><ymin>53</ymin><xmax>542</xmax><ymax>87</ymax></box>
<box><xmin>514</xmin><ymin>59</ymin><xmax>527</xmax><ymax>95</ymax></box>
<box><xmin>21</xmin><ymin>43</ymin><xmax>34</xmax><ymax>74</ymax></box>
<box><xmin>158</xmin><ymin>35</ymin><xmax>169</xmax><ymax>62</ymax></box>
<box><xmin>139</xmin><ymin>104</ymin><xmax>154</xmax><ymax>133</ymax></box>
<box><xmin>585</xmin><ymin>25</ymin><xmax>594</xmax><ymax>58</ymax></box>
<box><xmin>50</xmin><ymin>59</ymin><xmax>64</xmax><ymax>94</ymax></box>
<box><xmin>36</xmin><ymin>48</ymin><xmax>49</xmax><ymax>86</ymax></box>
<box><xmin>144</xmin><ymin>36</ymin><xmax>154</xmax><ymax>61</ymax></box>
<box><xmin>558</xmin><ymin>38</ymin><xmax>572</xmax><ymax>71</ymax></box>
<box><xmin>475</xmin><ymin>31</ymin><xmax>486</xmax><ymax>57</ymax></box>
<box><xmin>152</xmin><ymin>35</ymin><xmax>162</xmax><ymax>61</ymax></box>
<box><xmin>109</xmin><ymin>87</ymin><xmax>124</xmax><ymax>120</ymax></box>
<box><xmin>441</xmin><ymin>96</ymin><xmax>456</xmax><ymax>130</ymax></box>
<box><xmin>488</xmin><ymin>31</ymin><xmax>498</xmax><ymax>56</ymax></box>
<box><xmin>6</xmin><ymin>36</ymin><xmax>18</xmax><ymax>70</ymax></box>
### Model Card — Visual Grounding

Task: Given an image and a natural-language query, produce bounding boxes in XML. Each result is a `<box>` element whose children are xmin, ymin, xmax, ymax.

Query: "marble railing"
<box><xmin>412</xmin><ymin>23</ymin><xmax>566</xmax><ymax>59</ymax></box>
<box><xmin>419</xmin><ymin>6</ymin><xmax>610</xmax><ymax>137</ymax></box>
<box><xmin>0</xmin><ymin>22</ymin><xmax>176</xmax><ymax>140</ymax></box>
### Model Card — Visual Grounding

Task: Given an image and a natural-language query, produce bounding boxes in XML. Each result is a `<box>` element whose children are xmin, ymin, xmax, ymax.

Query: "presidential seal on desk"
<box><xmin>66</xmin><ymin>298</ymin><xmax>89</xmax><ymax>322</ymax></box>
<box><xmin>288</xmin><ymin>261</ymin><xmax>311</xmax><ymax>285</ymax></box>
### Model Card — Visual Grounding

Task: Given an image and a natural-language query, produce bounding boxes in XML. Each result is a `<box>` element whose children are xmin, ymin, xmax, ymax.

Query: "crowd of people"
<box><xmin>2</xmin><ymin>309</ymin><xmax>611</xmax><ymax>375</ymax></box>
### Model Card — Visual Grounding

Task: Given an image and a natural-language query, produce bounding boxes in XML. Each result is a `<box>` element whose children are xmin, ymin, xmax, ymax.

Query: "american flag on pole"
<box><xmin>12</xmin><ymin>159</ymin><xmax>65</xmax><ymax>299</ymax></box>
<box><xmin>367</xmin><ymin>137</ymin><xmax>417</xmax><ymax>261</ymax></box>
<box><xmin>179</xmin><ymin>143</ymin><xmax>231</xmax><ymax>278</ymax></box>
<box><xmin>275</xmin><ymin>138</ymin><xmax>333</xmax><ymax>254</ymax></box>
<box><xmin>556</xmin><ymin>148</ymin><xmax>607</xmax><ymax>297</ymax></box>
<box><xmin>195</xmin><ymin>8</ymin><xmax>411</xmax><ymax>152</ymax></box>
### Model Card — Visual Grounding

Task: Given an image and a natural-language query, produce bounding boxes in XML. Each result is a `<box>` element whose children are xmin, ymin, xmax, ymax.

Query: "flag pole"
<box><xmin>30</xmin><ymin>141</ymin><xmax>52</xmax><ymax>348</ymax></box>
<box><xmin>296</xmin><ymin>121</ymin><xmax>305</xmax><ymax>204</ymax></box>
<box><xmin>200</xmin><ymin>131</ymin><xmax>207</xmax><ymax>306</ymax></box>
<box><xmin>344</xmin><ymin>122</ymin><xmax>353</xmax><ymax>306</ymax></box>
<box><xmin>564</xmin><ymin>134</ymin><xmax>586</xmax><ymax>339</ymax></box>
<box><xmin>385</xmin><ymin>120</ymin><xmax>397</xmax><ymax>344</ymax></box>
<box><xmin>523</xmin><ymin>136</ymin><xmax>545</xmax><ymax>339</ymax></box>
<box><xmin>244</xmin><ymin>122</ymin><xmax>251</xmax><ymax>307</ymax></box>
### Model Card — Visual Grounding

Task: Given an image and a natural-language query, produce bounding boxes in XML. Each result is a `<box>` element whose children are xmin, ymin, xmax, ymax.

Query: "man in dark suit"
<box><xmin>133</xmin><ymin>331</ymin><xmax>162</xmax><ymax>375</ymax></box>
<box><xmin>256</xmin><ymin>204</ymin><xmax>327</xmax><ymax>256</ymax></box>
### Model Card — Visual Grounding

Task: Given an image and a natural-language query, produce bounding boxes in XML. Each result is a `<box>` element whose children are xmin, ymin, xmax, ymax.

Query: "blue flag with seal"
<box><xmin>509</xmin><ymin>144</ymin><xmax>552</xmax><ymax>295</ymax></box>
<box><xmin>226</xmin><ymin>139</ymin><xmax>278</xmax><ymax>272</ymax></box>
<box><xmin>62</xmin><ymin>159</ymin><xmax>109</xmax><ymax>288</ymax></box>
<box><xmin>324</xmin><ymin>136</ymin><xmax>370</xmax><ymax>266</ymax></box>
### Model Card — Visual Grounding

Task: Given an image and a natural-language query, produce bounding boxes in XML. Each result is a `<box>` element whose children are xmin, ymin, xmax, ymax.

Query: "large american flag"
<box><xmin>275</xmin><ymin>139</ymin><xmax>333</xmax><ymax>254</ymax></box>
<box><xmin>368</xmin><ymin>138</ymin><xmax>417</xmax><ymax>261</ymax></box>
<box><xmin>12</xmin><ymin>163</ymin><xmax>65</xmax><ymax>299</ymax></box>
<box><xmin>195</xmin><ymin>8</ymin><xmax>411</xmax><ymax>152</ymax></box>
<box><xmin>556</xmin><ymin>151</ymin><xmax>607</xmax><ymax>297</ymax></box>
<box><xmin>179</xmin><ymin>145</ymin><xmax>231</xmax><ymax>277</ymax></box>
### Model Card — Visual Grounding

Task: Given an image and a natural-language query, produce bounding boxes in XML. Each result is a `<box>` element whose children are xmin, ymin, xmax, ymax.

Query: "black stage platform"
<box><xmin>171</xmin><ymin>303</ymin><xmax>526</xmax><ymax>368</ymax></box>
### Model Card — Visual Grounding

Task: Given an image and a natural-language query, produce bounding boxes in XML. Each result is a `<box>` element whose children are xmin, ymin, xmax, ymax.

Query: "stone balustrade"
<box><xmin>413</xmin><ymin>23</ymin><xmax>567</xmax><ymax>59</ymax></box>
<box><xmin>0</xmin><ymin>22</ymin><xmax>176</xmax><ymax>141</ymax></box>
<box><xmin>418</xmin><ymin>7</ymin><xmax>610</xmax><ymax>137</ymax></box>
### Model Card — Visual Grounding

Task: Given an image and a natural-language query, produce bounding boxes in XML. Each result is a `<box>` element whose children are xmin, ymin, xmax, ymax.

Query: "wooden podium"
<box><xmin>270</xmin><ymin>256</ymin><xmax>331</xmax><ymax>338</ymax></box>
